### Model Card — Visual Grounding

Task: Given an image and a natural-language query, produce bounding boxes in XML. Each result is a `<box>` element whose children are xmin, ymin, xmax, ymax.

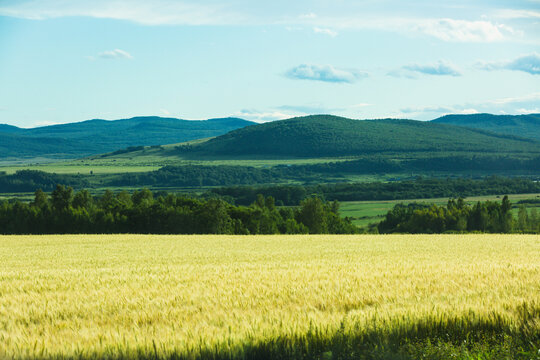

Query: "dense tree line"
<box><xmin>378</xmin><ymin>196</ymin><xmax>539</xmax><ymax>233</ymax></box>
<box><xmin>108</xmin><ymin>165</ymin><xmax>286</xmax><ymax>187</ymax></box>
<box><xmin>287</xmin><ymin>155</ymin><xmax>540</xmax><ymax>174</ymax></box>
<box><xmin>0</xmin><ymin>170</ymin><xmax>90</xmax><ymax>192</ymax></box>
<box><xmin>210</xmin><ymin>177</ymin><xmax>540</xmax><ymax>205</ymax></box>
<box><xmin>0</xmin><ymin>186</ymin><xmax>357</xmax><ymax>235</ymax></box>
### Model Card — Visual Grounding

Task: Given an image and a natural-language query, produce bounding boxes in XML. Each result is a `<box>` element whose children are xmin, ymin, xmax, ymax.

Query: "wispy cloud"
<box><xmin>0</xmin><ymin>1</ymin><xmax>524</xmax><ymax>43</ymax></box>
<box><xmin>414</xmin><ymin>19</ymin><xmax>517</xmax><ymax>42</ymax></box>
<box><xmin>33</xmin><ymin>120</ymin><xmax>62</xmax><ymax>127</ymax></box>
<box><xmin>399</xmin><ymin>92</ymin><xmax>540</xmax><ymax>119</ymax></box>
<box><xmin>476</xmin><ymin>53</ymin><xmax>540</xmax><ymax>75</ymax></box>
<box><xmin>233</xmin><ymin>109</ymin><xmax>295</xmax><ymax>123</ymax></box>
<box><xmin>313</xmin><ymin>27</ymin><xmax>337</xmax><ymax>37</ymax></box>
<box><xmin>98</xmin><ymin>49</ymin><xmax>133</xmax><ymax>60</ymax></box>
<box><xmin>486</xmin><ymin>92</ymin><xmax>540</xmax><ymax>105</ymax></box>
<box><xmin>493</xmin><ymin>9</ymin><xmax>540</xmax><ymax>19</ymax></box>
<box><xmin>286</xmin><ymin>64</ymin><xmax>367</xmax><ymax>83</ymax></box>
<box><xmin>299</xmin><ymin>13</ymin><xmax>317</xmax><ymax>20</ymax></box>
<box><xmin>516</xmin><ymin>107</ymin><xmax>540</xmax><ymax>114</ymax></box>
<box><xmin>0</xmin><ymin>0</ymin><xmax>242</xmax><ymax>25</ymax></box>
<box><xmin>389</xmin><ymin>60</ymin><xmax>461</xmax><ymax>78</ymax></box>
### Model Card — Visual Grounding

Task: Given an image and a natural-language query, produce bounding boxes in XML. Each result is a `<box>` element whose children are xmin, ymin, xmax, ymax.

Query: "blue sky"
<box><xmin>0</xmin><ymin>0</ymin><xmax>539</xmax><ymax>127</ymax></box>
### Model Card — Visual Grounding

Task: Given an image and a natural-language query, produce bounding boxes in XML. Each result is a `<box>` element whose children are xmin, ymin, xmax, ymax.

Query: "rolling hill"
<box><xmin>179</xmin><ymin>115</ymin><xmax>540</xmax><ymax>158</ymax></box>
<box><xmin>0</xmin><ymin>116</ymin><xmax>255</xmax><ymax>160</ymax></box>
<box><xmin>432</xmin><ymin>113</ymin><xmax>540</xmax><ymax>140</ymax></box>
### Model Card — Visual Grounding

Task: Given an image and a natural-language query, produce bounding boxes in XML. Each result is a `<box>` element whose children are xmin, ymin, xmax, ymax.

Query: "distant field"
<box><xmin>0</xmin><ymin>234</ymin><xmax>538</xmax><ymax>359</ymax></box>
<box><xmin>0</xmin><ymin>155</ymin><xmax>361</xmax><ymax>176</ymax></box>
<box><xmin>0</xmin><ymin>163</ymin><xmax>162</xmax><ymax>175</ymax></box>
<box><xmin>340</xmin><ymin>193</ymin><xmax>540</xmax><ymax>227</ymax></box>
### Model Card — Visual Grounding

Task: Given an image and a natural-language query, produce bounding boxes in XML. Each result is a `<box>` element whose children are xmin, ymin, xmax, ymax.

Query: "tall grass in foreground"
<box><xmin>0</xmin><ymin>234</ymin><xmax>538</xmax><ymax>359</ymax></box>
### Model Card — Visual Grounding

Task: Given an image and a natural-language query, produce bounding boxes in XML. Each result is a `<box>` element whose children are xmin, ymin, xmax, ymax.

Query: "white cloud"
<box><xmin>98</xmin><ymin>49</ymin><xmax>133</xmax><ymax>59</ymax></box>
<box><xmin>391</xmin><ymin>60</ymin><xmax>462</xmax><ymax>77</ymax></box>
<box><xmin>160</xmin><ymin>109</ymin><xmax>171</xmax><ymax>116</ymax></box>
<box><xmin>476</xmin><ymin>53</ymin><xmax>540</xmax><ymax>75</ymax></box>
<box><xmin>486</xmin><ymin>92</ymin><xmax>540</xmax><ymax>105</ymax></box>
<box><xmin>349</xmin><ymin>103</ymin><xmax>372</xmax><ymax>108</ymax></box>
<box><xmin>454</xmin><ymin>108</ymin><xmax>480</xmax><ymax>115</ymax></box>
<box><xmin>516</xmin><ymin>108</ymin><xmax>540</xmax><ymax>114</ymax></box>
<box><xmin>299</xmin><ymin>12</ymin><xmax>317</xmax><ymax>19</ymax></box>
<box><xmin>286</xmin><ymin>64</ymin><xmax>368</xmax><ymax>83</ymax></box>
<box><xmin>399</xmin><ymin>92</ymin><xmax>540</xmax><ymax>119</ymax></box>
<box><xmin>313</xmin><ymin>27</ymin><xmax>338</xmax><ymax>37</ymax></box>
<box><xmin>0</xmin><ymin>1</ymin><xmax>527</xmax><ymax>44</ymax></box>
<box><xmin>414</xmin><ymin>19</ymin><xmax>516</xmax><ymax>42</ymax></box>
<box><xmin>493</xmin><ymin>9</ymin><xmax>540</xmax><ymax>19</ymax></box>
<box><xmin>33</xmin><ymin>120</ymin><xmax>62</xmax><ymax>127</ymax></box>
<box><xmin>233</xmin><ymin>109</ymin><xmax>295</xmax><ymax>123</ymax></box>
<box><xmin>0</xmin><ymin>0</ymin><xmax>242</xmax><ymax>25</ymax></box>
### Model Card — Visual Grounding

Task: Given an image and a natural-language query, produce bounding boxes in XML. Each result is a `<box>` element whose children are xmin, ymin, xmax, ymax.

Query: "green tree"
<box><xmin>517</xmin><ymin>205</ymin><xmax>528</xmax><ymax>233</ymax></box>
<box><xmin>73</xmin><ymin>190</ymin><xmax>93</xmax><ymax>209</ymax></box>
<box><xmin>51</xmin><ymin>184</ymin><xmax>73</xmax><ymax>211</ymax></box>
<box><xmin>297</xmin><ymin>197</ymin><xmax>328</xmax><ymax>234</ymax></box>
<box><xmin>529</xmin><ymin>207</ymin><xmax>538</xmax><ymax>233</ymax></box>
<box><xmin>32</xmin><ymin>189</ymin><xmax>48</xmax><ymax>208</ymax></box>
<box><xmin>132</xmin><ymin>189</ymin><xmax>153</xmax><ymax>207</ymax></box>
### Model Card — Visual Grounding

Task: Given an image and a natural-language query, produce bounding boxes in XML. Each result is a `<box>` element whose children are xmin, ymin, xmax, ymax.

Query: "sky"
<box><xmin>0</xmin><ymin>0</ymin><xmax>539</xmax><ymax>127</ymax></box>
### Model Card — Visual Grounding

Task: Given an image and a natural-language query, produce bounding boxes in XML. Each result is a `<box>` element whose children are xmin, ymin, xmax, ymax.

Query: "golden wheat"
<box><xmin>0</xmin><ymin>234</ymin><xmax>538</xmax><ymax>358</ymax></box>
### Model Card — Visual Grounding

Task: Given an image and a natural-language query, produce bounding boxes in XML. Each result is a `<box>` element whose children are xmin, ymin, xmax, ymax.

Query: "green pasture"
<box><xmin>340</xmin><ymin>193</ymin><xmax>540</xmax><ymax>227</ymax></box>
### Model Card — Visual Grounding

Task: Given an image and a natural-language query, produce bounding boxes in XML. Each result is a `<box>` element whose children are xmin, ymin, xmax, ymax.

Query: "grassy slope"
<box><xmin>0</xmin><ymin>234</ymin><xmax>538</xmax><ymax>359</ymax></box>
<box><xmin>182</xmin><ymin>115</ymin><xmax>540</xmax><ymax>158</ymax></box>
<box><xmin>433</xmin><ymin>113</ymin><xmax>540</xmax><ymax>140</ymax></box>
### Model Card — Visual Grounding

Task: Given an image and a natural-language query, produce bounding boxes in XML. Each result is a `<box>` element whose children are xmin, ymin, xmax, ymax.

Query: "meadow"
<box><xmin>0</xmin><ymin>234</ymin><xmax>539</xmax><ymax>359</ymax></box>
<box><xmin>340</xmin><ymin>193</ymin><xmax>540</xmax><ymax>227</ymax></box>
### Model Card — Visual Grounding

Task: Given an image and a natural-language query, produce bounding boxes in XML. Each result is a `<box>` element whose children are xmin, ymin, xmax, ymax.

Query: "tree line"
<box><xmin>0</xmin><ymin>186</ymin><xmax>357</xmax><ymax>235</ymax></box>
<box><xmin>378</xmin><ymin>196</ymin><xmax>539</xmax><ymax>234</ymax></box>
<box><xmin>1</xmin><ymin>185</ymin><xmax>537</xmax><ymax>235</ymax></box>
<box><xmin>210</xmin><ymin>176</ymin><xmax>540</xmax><ymax>205</ymax></box>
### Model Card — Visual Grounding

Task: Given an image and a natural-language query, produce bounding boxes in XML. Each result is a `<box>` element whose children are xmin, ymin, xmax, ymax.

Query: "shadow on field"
<box><xmin>13</xmin><ymin>302</ymin><xmax>540</xmax><ymax>360</ymax></box>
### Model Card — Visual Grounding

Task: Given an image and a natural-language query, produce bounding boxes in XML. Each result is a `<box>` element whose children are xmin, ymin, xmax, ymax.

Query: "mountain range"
<box><xmin>0</xmin><ymin>113</ymin><xmax>539</xmax><ymax>161</ymax></box>
<box><xmin>178</xmin><ymin>114</ymin><xmax>539</xmax><ymax>158</ymax></box>
<box><xmin>0</xmin><ymin>116</ymin><xmax>254</xmax><ymax>160</ymax></box>
<box><xmin>432</xmin><ymin>113</ymin><xmax>540</xmax><ymax>140</ymax></box>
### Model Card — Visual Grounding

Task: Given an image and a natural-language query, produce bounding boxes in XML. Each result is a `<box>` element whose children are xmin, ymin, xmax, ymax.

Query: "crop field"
<box><xmin>0</xmin><ymin>234</ymin><xmax>539</xmax><ymax>359</ymax></box>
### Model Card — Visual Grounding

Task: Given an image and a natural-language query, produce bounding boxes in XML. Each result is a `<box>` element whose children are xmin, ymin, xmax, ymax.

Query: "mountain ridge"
<box><xmin>0</xmin><ymin>116</ymin><xmax>256</xmax><ymax>160</ymax></box>
<box><xmin>177</xmin><ymin>114</ymin><xmax>539</xmax><ymax>158</ymax></box>
<box><xmin>432</xmin><ymin>113</ymin><xmax>540</xmax><ymax>140</ymax></box>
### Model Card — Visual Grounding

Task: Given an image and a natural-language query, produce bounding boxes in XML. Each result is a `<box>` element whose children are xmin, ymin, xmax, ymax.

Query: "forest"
<box><xmin>378</xmin><ymin>196</ymin><xmax>539</xmax><ymax>233</ymax></box>
<box><xmin>0</xmin><ymin>185</ymin><xmax>356</xmax><ymax>235</ymax></box>
<box><xmin>1</xmin><ymin>185</ymin><xmax>537</xmax><ymax>234</ymax></box>
<box><xmin>210</xmin><ymin>176</ymin><xmax>540</xmax><ymax>205</ymax></box>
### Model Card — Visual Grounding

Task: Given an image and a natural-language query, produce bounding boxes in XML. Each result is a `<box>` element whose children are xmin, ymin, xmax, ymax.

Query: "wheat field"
<box><xmin>0</xmin><ymin>234</ymin><xmax>539</xmax><ymax>359</ymax></box>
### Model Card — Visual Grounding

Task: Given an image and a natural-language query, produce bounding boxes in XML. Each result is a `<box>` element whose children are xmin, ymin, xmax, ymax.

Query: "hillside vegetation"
<box><xmin>180</xmin><ymin>115</ymin><xmax>539</xmax><ymax>158</ymax></box>
<box><xmin>433</xmin><ymin>113</ymin><xmax>540</xmax><ymax>140</ymax></box>
<box><xmin>0</xmin><ymin>116</ymin><xmax>254</xmax><ymax>160</ymax></box>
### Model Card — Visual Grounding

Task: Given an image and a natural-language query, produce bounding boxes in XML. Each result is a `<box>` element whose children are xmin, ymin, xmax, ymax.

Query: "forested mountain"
<box><xmin>432</xmin><ymin>113</ymin><xmax>540</xmax><ymax>140</ymax></box>
<box><xmin>0</xmin><ymin>116</ymin><xmax>255</xmax><ymax>159</ymax></box>
<box><xmin>180</xmin><ymin>115</ymin><xmax>540</xmax><ymax>158</ymax></box>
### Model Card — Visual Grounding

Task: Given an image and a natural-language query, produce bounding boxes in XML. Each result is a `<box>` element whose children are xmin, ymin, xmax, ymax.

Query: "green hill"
<box><xmin>0</xmin><ymin>116</ymin><xmax>255</xmax><ymax>160</ymax></box>
<box><xmin>432</xmin><ymin>113</ymin><xmax>540</xmax><ymax>140</ymax></box>
<box><xmin>181</xmin><ymin>115</ymin><xmax>539</xmax><ymax>158</ymax></box>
